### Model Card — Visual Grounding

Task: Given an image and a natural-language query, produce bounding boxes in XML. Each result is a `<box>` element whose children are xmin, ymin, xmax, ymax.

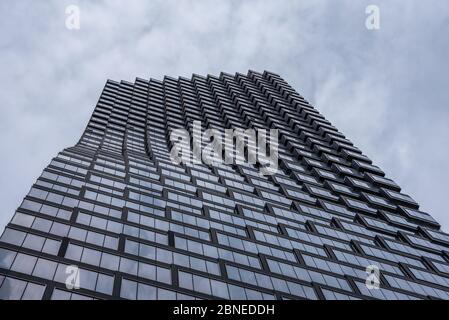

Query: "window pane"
<box><xmin>120</xmin><ymin>279</ymin><xmax>137</xmax><ymax>300</ymax></box>
<box><xmin>0</xmin><ymin>248</ymin><xmax>17</xmax><ymax>269</ymax></box>
<box><xmin>137</xmin><ymin>283</ymin><xmax>157</xmax><ymax>300</ymax></box>
<box><xmin>23</xmin><ymin>234</ymin><xmax>45</xmax><ymax>252</ymax></box>
<box><xmin>228</xmin><ymin>284</ymin><xmax>246</xmax><ymax>299</ymax></box>
<box><xmin>139</xmin><ymin>244</ymin><xmax>156</xmax><ymax>260</ymax></box>
<box><xmin>0</xmin><ymin>228</ymin><xmax>26</xmax><ymax>246</ymax></box>
<box><xmin>50</xmin><ymin>222</ymin><xmax>70</xmax><ymax>237</ymax></box>
<box><xmin>193</xmin><ymin>274</ymin><xmax>211</xmax><ymax>295</ymax></box>
<box><xmin>104</xmin><ymin>236</ymin><xmax>118</xmax><ymax>250</ymax></box>
<box><xmin>51</xmin><ymin>288</ymin><xmax>71</xmax><ymax>300</ymax></box>
<box><xmin>0</xmin><ymin>277</ymin><xmax>27</xmax><ymax>300</ymax></box>
<box><xmin>11</xmin><ymin>253</ymin><xmax>37</xmax><ymax>275</ymax></box>
<box><xmin>81</xmin><ymin>248</ymin><xmax>101</xmax><ymax>266</ymax></box>
<box><xmin>69</xmin><ymin>227</ymin><xmax>87</xmax><ymax>241</ymax></box>
<box><xmin>158</xmin><ymin>288</ymin><xmax>176</xmax><ymax>300</ymax></box>
<box><xmin>40</xmin><ymin>204</ymin><xmax>58</xmax><ymax>217</ymax></box>
<box><xmin>33</xmin><ymin>258</ymin><xmax>58</xmax><ymax>280</ymax></box>
<box><xmin>156</xmin><ymin>266</ymin><xmax>171</xmax><ymax>284</ymax></box>
<box><xmin>65</xmin><ymin>244</ymin><xmax>83</xmax><ymax>261</ymax></box>
<box><xmin>46</xmin><ymin>193</ymin><xmax>63</xmax><ymax>204</ymax></box>
<box><xmin>178</xmin><ymin>271</ymin><xmax>193</xmax><ymax>290</ymax></box>
<box><xmin>79</xmin><ymin>269</ymin><xmax>97</xmax><ymax>291</ymax></box>
<box><xmin>138</xmin><ymin>262</ymin><xmax>155</xmax><ymax>280</ymax></box>
<box><xmin>125</xmin><ymin>240</ymin><xmax>139</xmax><ymax>255</ymax></box>
<box><xmin>86</xmin><ymin>232</ymin><xmax>104</xmax><ymax>246</ymax></box>
<box><xmin>32</xmin><ymin>218</ymin><xmax>52</xmax><ymax>232</ymax></box>
<box><xmin>96</xmin><ymin>273</ymin><xmax>114</xmax><ymax>295</ymax></box>
<box><xmin>22</xmin><ymin>282</ymin><xmax>46</xmax><ymax>300</ymax></box>
<box><xmin>11</xmin><ymin>213</ymin><xmax>34</xmax><ymax>227</ymax></box>
<box><xmin>119</xmin><ymin>258</ymin><xmax>138</xmax><ymax>275</ymax></box>
<box><xmin>91</xmin><ymin>216</ymin><xmax>107</xmax><ymax>229</ymax></box>
<box><xmin>20</xmin><ymin>199</ymin><xmax>42</xmax><ymax>212</ymax></box>
<box><xmin>42</xmin><ymin>239</ymin><xmax>61</xmax><ymax>255</ymax></box>
<box><xmin>100</xmin><ymin>252</ymin><xmax>120</xmax><ymax>271</ymax></box>
<box><xmin>211</xmin><ymin>279</ymin><xmax>230</xmax><ymax>299</ymax></box>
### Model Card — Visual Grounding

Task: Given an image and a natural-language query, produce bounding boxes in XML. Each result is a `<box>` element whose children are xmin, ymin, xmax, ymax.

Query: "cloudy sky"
<box><xmin>0</xmin><ymin>0</ymin><xmax>448</xmax><ymax>232</ymax></box>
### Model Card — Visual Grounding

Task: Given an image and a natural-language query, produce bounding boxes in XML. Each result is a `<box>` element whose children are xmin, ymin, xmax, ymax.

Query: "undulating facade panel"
<box><xmin>1</xmin><ymin>70</ymin><xmax>448</xmax><ymax>300</ymax></box>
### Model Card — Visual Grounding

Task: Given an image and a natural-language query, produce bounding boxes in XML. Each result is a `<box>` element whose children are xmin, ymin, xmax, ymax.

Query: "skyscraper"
<box><xmin>1</xmin><ymin>70</ymin><xmax>448</xmax><ymax>300</ymax></box>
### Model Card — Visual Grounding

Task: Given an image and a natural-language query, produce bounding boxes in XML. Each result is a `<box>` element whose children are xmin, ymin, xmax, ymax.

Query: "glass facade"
<box><xmin>1</xmin><ymin>70</ymin><xmax>448</xmax><ymax>300</ymax></box>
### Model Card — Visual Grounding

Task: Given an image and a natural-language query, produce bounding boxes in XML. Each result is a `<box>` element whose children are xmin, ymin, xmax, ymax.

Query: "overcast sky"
<box><xmin>1</xmin><ymin>0</ymin><xmax>448</xmax><ymax>232</ymax></box>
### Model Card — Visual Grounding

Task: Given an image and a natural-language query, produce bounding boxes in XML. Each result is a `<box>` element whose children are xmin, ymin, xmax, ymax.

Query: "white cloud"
<box><xmin>0</xmin><ymin>0</ymin><xmax>448</xmax><ymax>231</ymax></box>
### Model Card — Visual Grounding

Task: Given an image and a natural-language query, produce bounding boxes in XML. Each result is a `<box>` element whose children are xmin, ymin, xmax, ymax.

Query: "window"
<box><xmin>66</xmin><ymin>244</ymin><xmax>83</xmax><ymax>261</ymax></box>
<box><xmin>174</xmin><ymin>235</ymin><xmax>261</xmax><ymax>269</ymax></box>
<box><xmin>322</xmin><ymin>289</ymin><xmax>359</xmax><ymax>300</ymax></box>
<box><xmin>78</xmin><ymin>269</ymin><xmax>99</xmax><ymax>292</ymax></box>
<box><xmin>178</xmin><ymin>271</ymin><xmax>275</xmax><ymax>300</ymax></box>
<box><xmin>0</xmin><ymin>248</ymin><xmax>17</xmax><ymax>269</ymax></box>
<box><xmin>81</xmin><ymin>247</ymin><xmax>102</xmax><ymax>266</ymax></box>
<box><xmin>284</xmin><ymin>188</ymin><xmax>317</xmax><ymax>203</ymax></box>
<box><xmin>381</xmin><ymin>189</ymin><xmax>417</xmax><ymax>205</ymax></box>
<box><xmin>28</xmin><ymin>188</ymin><xmax>48</xmax><ymax>200</ymax></box>
<box><xmin>320</xmin><ymin>203</ymin><xmax>353</xmax><ymax>220</ymax></box>
<box><xmin>20</xmin><ymin>198</ymin><xmax>72</xmax><ymax>220</ymax></box>
<box><xmin>259</xmin><ymin>191</ymin><xmax>290</xmax><ymax>206</ymax></box>
<box><xmin>32</xmin><ymin>258</ymin><xmax>58</xmax><ymax>280</ymax></box>
<box><xmin>119</xmin><ymin>258</ymin><xmax>138</xmax><ymax>275</ymax></box>
<box><xmin>127</xmin><ymin>210</ymin><xmax>209</xmax><ymax>241</ymax></box>
<box><xmin>305</xmin><ymin>185</ymin><xmax>338</xmax><ymax>201</ymax></box>
<box><xmin>359</xmin><ymin>243</ymin><xmax>426</xmax><ymax>268</ymax></box>
<box><xmin>194</xmin><ymin>274</ymin><xmax>212</xmax><ymax>295</ymax></box>
<box><xmin>399</xmin><ymin>207</ymin><xmax>439</xmax><ymax>226</ymax></box>
<box><xmin>195</xmin><ymin>179</ymin><xmax>227</xmax><ymax>193</ymax></box>
<box><xmin>11</xmin><ymin>253</ymin><xmax>37</xmax><ymax>275</ymax></box>
<box><xmin>360</xmin><ymin>216</ymin><xmax>397</xmax><ymax>234</ymax></box>
<box><xmin>343</xmin><ymin>197</ymin><xmax>377</xmax><ymax>214</ymax></box>
<box><xmin>0</xmin><ymin>228</ymin><xmax>26</xmax><ymax>246</ymax></box>
<box><xmin>120</xmin><ymin>278</ymin><xmax>198</xmax><ymax>300</ymax></box>
<box><xmin>27</xmin><ymin>233</ymin><xmax>60</xmax><ymax>254</ymax></box>
<box><xmin>21</xmin><ymin>282</ymin><xmax>46</xmax><ymax>300</ymax></box>
<box><xmin>51</xmin><ymin>289</ymin><xmax>94</xmax><ymax>300</ymax></box>
<box><xmin>100</xmin><ymin>252</ymin><xmax>120</xmax><ymax>271</ymax></box>
<box><xmin>384</xmin><ymin>239</ymin><xmax>444</xmax><ymax>262</ymax></box>
<box><xmin>69</xmin><ymin>227</ymin><xmax>87</xmax><ymax>241</ymax></box>
<box><xmin>157</xmin><ymin>266</ymin><xmax>172</xmax><ymax>284</ymax></box>
<box><xmin>120</xmin><ymin>279</ymin><xmax>137</xmax><ymax>300</ymax></box>
<box><xmin>0</xmin><ymin>276</ymin><xmax>45</xmax><ymax>300</ymax></box>
<box><xmin>314</xmin><ymin>224</ymin><xmax>372</xmax><ymax>246</ymax></box>
<box><xmin>137</xmin><ymin>282</ymin><xmax>158</xmax><ymax>300</ymax></box>
<box><xmin>65</xmin><ymin>243</ymin><xmax>171</xmax><ymax>284</ymax></box>
<box><xmin>226</xmin><ymin>264</ymin><xmax>319</xmax><ymax>299</ymax></box>
<box><xmin>96</xmin><ymin>273</ymin><xmax>114</xmax><ymax>295</ymax></box>
<box><xmin>46</xmin><ymin>192</ymin><xmax>64</xmax><ymax>205</ymax></box>
<box><xmin>363</xmin><ymin>193</ymin><xmax>396</xmax><ymax>209</ymax></box>
<box><xmin>0</xmin><ymin>277</ymin><xmax>25</xmax><ymax>300</ymax></box>
<box><xmin>253</xmin><ymin>230</ymin><xmax>327</xmax><ymax>258</ymax></box>
<box><xmin>11</xmin><ymin>212</ymin><xmax>35</xmax><ymax>227</ymax></box>
<box><xmin>179</xmin><ymin>271</ymin><xmax>194</xmax><ymax>290</ymax></box>
<box><xmin>137</xmin><ymin>262</ymin><xmax>155</xmax><ymax>280</ymax></box>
